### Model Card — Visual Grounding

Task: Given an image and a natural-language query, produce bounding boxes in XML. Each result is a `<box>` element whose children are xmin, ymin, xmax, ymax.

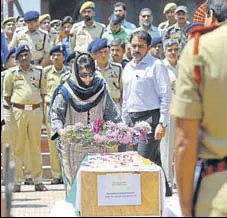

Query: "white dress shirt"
<box><xmin>122</xmin><ymin>53</ymin><xmax>171</xmax><ymax>126</ymax></box>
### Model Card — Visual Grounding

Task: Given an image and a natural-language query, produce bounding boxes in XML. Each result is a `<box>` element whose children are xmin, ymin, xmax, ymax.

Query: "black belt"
<box><xmin>129</xmin><ymin>109</ymin><xmax>160</xmax><ymax>119</ymax></box>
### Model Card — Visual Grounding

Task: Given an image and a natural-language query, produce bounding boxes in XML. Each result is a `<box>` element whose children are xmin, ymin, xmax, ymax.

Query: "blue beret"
<box><xmin>15</xmin><ymin>45</ymin><xmax>30</xmax><ymax>59</ymax></box>
<box><xmin>87</xmin><ymin>39</ymin><xmax>99</xmax><ymax>53</ymax></box>
<box><xmin>91</xmin><ymin>38</ymin><xmax>108</xmax><ymax>53</ymax></box>
<box><xmin>185</xmin><ymin>22</ymin><xmax>204</xmax><ymax>34</ymax></box>
<box><xmin>49</xmin><ymin>45</ymin><xmax>66</xmax><ymax>56</ymax></box>
<box><xmin>24</xmin><ymin>11</ymin><xmax>40</xmax><ymax>21</ymax></box>
<box><xmin>151</xmin><ymin>37</ymin><xmax>163</xmax><ymax>47</ymax></box>
<box><xmin>6</xmin><ymin>48</ymin><xmax>16</xmax><ymax>62</ymax></box>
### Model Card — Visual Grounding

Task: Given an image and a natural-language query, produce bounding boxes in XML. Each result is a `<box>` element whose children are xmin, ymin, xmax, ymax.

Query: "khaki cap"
<box><xmin>39</xmin><ymin>14</ymin><xmax>51</xmax><ymax>23</ymax></box>
<box><xmin>79</xmin><ymin>1</ymin><xmax>95</xmax><ymax>14</ymax></box>
<box><xmin>163</xmin><ymin>3</ymin><xmax>177</xmax><ymax>14</ymax></box>
<box><xmin>2</xmin><ymin>17</ymin><xmax>16</xmax><ymax>25</ymax></box>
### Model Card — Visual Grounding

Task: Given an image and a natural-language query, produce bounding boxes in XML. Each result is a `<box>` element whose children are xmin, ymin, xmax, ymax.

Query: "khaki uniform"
<box><xmin>170</xmin><ymin>23</ymin><xmax>227</xmax><ymax>216</ymax></box>
<box><xmin>9</xmin><ymin>27</ymin><xmax>50</xmax><ymax>63</ymax></box>
<box><xmin>43</xmin><ymin>65</ymin><xmax>71</xmax><ymax>179</ymax></box>
<box><xmin>48</xmin><ymin>32</ymin><xmax>58</xmax><ymax>49</ymax></box>
<box><xmin>1</xmin><ymin>69</ymin><xmax>32</xmax><ymax>181</ymax></box>
<box><xmin>3</xmin><ymin>64</ymin><xmax>46</xmax><ymax>185</ymax></box>
<box><xmin>158</xmin><ymin>20</ymin><xmax>176</xmax><ymax>32</ymax></box>
<box><xmin>96</xmin><ymin>62</ymin><xmax>122</xmax><ymax>108</ymax></box>
<box><xmin>70</xmin><ymin>21</ymin><xmax>105</xmax><ymax>53</ymax></box>
<box><xmin>1</xmin><ymin>70</ymin><xmax>17</xmax><ymax>160</ymax></box>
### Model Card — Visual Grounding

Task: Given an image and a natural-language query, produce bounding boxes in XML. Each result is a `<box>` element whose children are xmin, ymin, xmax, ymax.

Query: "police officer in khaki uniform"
<box><xmin>1</xmin><ymin>17</ymin><xmax>16</xmax><ymax>45</ymax></box>
<box><xmin>170</xmin><ymin>0</ymin><xmax>227</xmax><ymax>216</ymax></box>
<box><xmin>91</xmin><ymin>38</ymin><xmax>122</xmax><ymax>108</ymax></box>
<box><xmin>70</xmin><ymin>1</ymin><xmax>106</xmax><ymax>53</ymax></box>
<box><xmin>3</xmin><ymin>45</ymin><xmax>48</xmax><ymax>192</ymax></box>
<box><xmin>158</xmin><ymin>3</ymin><xmax>177</xmax><ymax>32</ymax></box>
<box><xmin>1</xmin><ymin>48</ymin><xmax>17</xmax><ymax>175</ymax></box>
<box><xmin>39</xmin><ymin>14</ymin><xmax>57</xmax><ymax>49</ymax></box>
<box><xmin>9</xmin><ymin>10</ymin><xmax>50</xmax><ymax>67</ymax></box>
<box><xmin>43</xmin><ymin>45</ymin><xmax>71</xmax><ymax>184</ymax></box>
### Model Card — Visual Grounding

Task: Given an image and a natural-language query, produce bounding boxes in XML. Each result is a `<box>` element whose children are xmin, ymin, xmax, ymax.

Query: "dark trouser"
<box><xmin>129</xmin><ymin>109</ymin><xmax>172</xmax><ymax>196</ymax></box>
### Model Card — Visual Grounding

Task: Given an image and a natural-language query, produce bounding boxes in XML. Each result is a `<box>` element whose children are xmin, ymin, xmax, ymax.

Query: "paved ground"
<box><xmin>2</xmin><ymin>182</ymin><xmax>66</xmax><ymax>217</ymax></box>
<box><xmin>2</xmin><ymin>182</ymin><xmax>181</xmax><ymax>217</ymax></box>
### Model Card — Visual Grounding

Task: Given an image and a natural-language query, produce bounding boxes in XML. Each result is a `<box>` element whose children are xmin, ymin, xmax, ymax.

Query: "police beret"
<box><xmin>163</xmin><ymin>3</ymin><xmax>177</xmax><ymax>14</ymax></box>
<box><xmin>91</xmin><ymin>38</ymin><xmax>108</xmax><ymax>53</ymax></box>
<box><xmin>79</xmin><ymin>1</ymin><xmax>95</xmax><ymax>14</ymax></box>
<box><xmin>87</xmin><ymin>39</ymin><xmax>99</xmax><ymax>53</ymax></box>
<box><xmin>24</xmin><ymin>11</ymin><xmax>40</xmax><ymax>21</ymax></box>
<box><xmin>62</xmin><ymin>16</ymin><xmax>73</xmax><ymax>26</ymax></box>
<box><xmin>1</xmin><ymin>17</ymin><xmax>16</xmax><ymax>26</ymax></box>
<box><xmin>15</xmin><ymin>45</ymin><xmax>30</xmax><ymax>59</ymax></box>
<box><xmin>185</xmin><ymin>22</ymin><xmax>204</xmax><ymax>34</ymax></box>
<box><xmin>175</xmin><ymin>5</ymin><xmax>188</xmax><ymax>14</ymax></box>
<box><xmin>49</xmin><ymin>45</ymin><xmax>66</xmax><ymax>56</ymax></box>
<box><xmin>39</xmin><ymin>14</ymin><xmax>50</xmax><ymax>23</ymax></box>
<box><xmin>151</xmin><ymin>37</ymin><xmax>163</xmax><ymax>47</ymax></box>
<box><xmin>6</xmin><ymin>48</ymin><xmax>16</xmax><ymax>62</ymax></box>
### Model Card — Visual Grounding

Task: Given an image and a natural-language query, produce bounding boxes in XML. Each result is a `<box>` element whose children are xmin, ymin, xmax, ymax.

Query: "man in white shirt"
<box><xmin>122</xmin><ymin>30</ymin><xmax>172</xmax><ymax>196</ymax></box>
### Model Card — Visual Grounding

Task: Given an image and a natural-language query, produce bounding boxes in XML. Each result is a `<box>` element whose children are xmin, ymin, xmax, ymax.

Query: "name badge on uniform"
<box><xmin>30</xmin><ymin>76</ymin><xmax>40</xmax><ymax>88</ymax></box>
<box><xmin>35</xmin><ymin>39</ymin><xmax>44</xmax><ymax>51</ymax></box>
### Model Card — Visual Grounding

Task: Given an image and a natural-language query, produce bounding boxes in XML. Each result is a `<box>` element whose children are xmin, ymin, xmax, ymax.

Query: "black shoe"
<box><xmin>35</xmin><ymin>183</ymin><xmax>48</xmax><ymax>191</ymax></box>
<box><xmin>165</xmin><ymin>187</ymin><xmax>173</xmax><ymax>197</ymax></box>
<box><xmin>24</xmin><ymin>178</ymin><xmax>34</xmax><ymax>185</ymax></box>
<box><xmin>13</xmin><ymin>184</ymin><xmax>21</xmax><ymax>192</ymax></box>
<box><xmin>51</xmin><ymin>178</ymin><xmax>61</xmax><ymax>185</ymax></box>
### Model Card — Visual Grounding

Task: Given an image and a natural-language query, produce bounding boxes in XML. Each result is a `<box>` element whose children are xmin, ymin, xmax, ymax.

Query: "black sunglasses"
<box><xmin>79</xmin><ymin>72</ymin><xmax>94</xmax><ymax>78</ymax></box>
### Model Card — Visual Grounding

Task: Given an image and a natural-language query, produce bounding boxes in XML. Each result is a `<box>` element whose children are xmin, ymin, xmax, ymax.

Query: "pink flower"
<box><xmin>92</xmin><ymin>120</ymin><xmax>105</xmax><ymax>134</ymax></box>
<box><xmin>94</xmin><ymin>134</ymin><xmax>106</xmax><ymax>143</ymax></box>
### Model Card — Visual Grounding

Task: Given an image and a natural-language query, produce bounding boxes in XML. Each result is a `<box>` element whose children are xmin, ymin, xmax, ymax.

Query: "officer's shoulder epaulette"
<box><xmin>7</xmin><ymin>66</ymin><xmax>19</xmax><ymax>75</ymax></box>
<box><xmin>96</xmin><ymin>22</ymin><xmax>106</xmax><ymax>28</ymax></box>
<box><xmin>43</xmin><ymin>65</ymin><xmax>52</xmax><ymax>74</ymax></box>
<box><xmin>110</xmin><ymin>62</ymin><xmax>122</xmax><ymax>71</ymax></box>
<box><xmin>33</xmin><ymin>65</ymin><xmax>43</xmax><ymax>71</ymax></box>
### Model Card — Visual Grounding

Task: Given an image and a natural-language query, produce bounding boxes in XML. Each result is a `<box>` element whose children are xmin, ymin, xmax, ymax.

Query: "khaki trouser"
<box><xmin>45</xmin><ymin>104</ymin><xmax>61</xmax><ymax>179</ymax></box>
<box><xmin>2</xmin><ymin>109</ymin><xmax>33</xmax><ymax>181</ymax></box>
<box><xmin>195</xmin><ymin>171</ymin><xmax>227</xmax><ymax>217</ymax></box>
<box><xmin>1</xmin><ymin>109</ymin><xmax>17</xmax><ymax>161</ymax></box>
<box><xmin>13</xmin><ymin>107</ymin><xmax>43</xmax><ymax>185</ymax></box>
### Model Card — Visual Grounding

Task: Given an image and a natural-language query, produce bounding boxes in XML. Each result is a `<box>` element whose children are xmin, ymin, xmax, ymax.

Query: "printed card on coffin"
<box><xmin>80</xmin><ymin>170</ymin><xmax>161</xmax><ymax>216</ymax></box>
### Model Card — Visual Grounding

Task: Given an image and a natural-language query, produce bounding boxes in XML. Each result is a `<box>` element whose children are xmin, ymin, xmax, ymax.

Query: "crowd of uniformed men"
<box><xmin>1</xmin><ymin>2</ymin><xmax>226</xmax><ymax>213</ymax></box>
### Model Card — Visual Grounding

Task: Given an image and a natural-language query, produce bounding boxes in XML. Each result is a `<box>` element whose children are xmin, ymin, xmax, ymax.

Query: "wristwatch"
<box><xmin>159</xmin><ymin>122</ymin><xmax>167</xmax><ymax>128</ymax></box>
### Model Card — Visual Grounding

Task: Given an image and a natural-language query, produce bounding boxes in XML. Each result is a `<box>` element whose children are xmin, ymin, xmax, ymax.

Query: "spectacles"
<box><xmin>79</xmin><ymin>72</ymin><xmax>94</xmax><ymax>78</ymax></box>
<box><xmin>167</xmin><ymin>48</ymin><xmax>179</xmax><ymax>52</ymax></box>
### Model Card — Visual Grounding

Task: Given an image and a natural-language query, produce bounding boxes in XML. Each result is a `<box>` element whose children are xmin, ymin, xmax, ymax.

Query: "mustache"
<box><xmin>83</xmin><ymin>16</ymin><xmax>92</xmax><ymax>21</ymax></box>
